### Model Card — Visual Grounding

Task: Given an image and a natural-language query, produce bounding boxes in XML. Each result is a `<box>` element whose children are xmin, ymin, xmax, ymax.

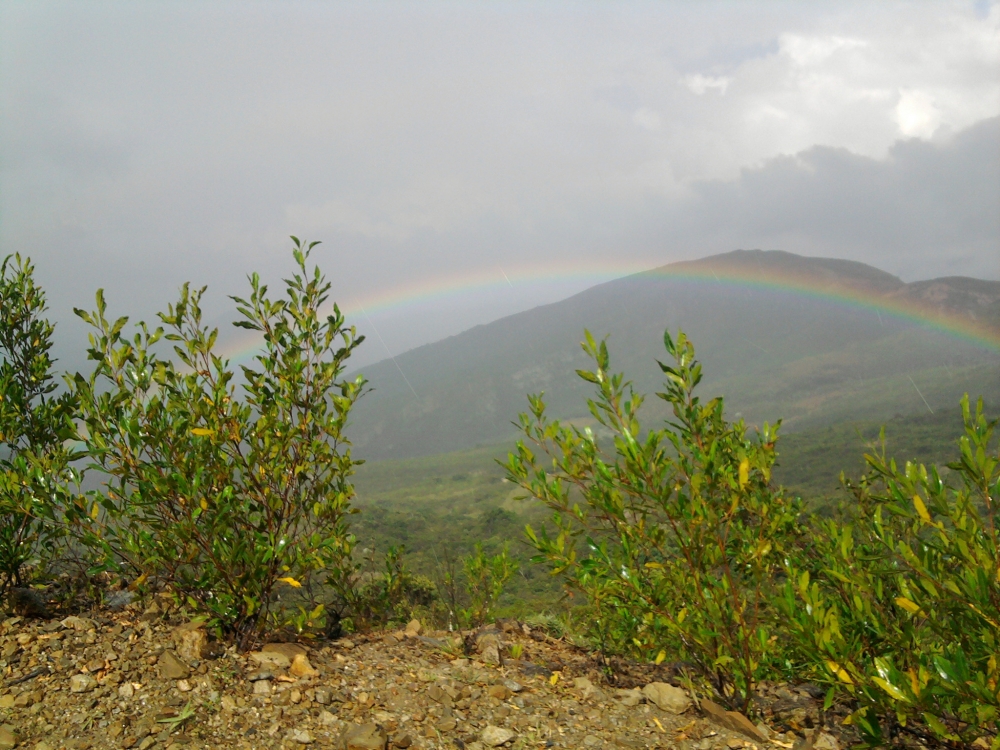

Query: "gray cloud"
<box><xmin>1</xmin><ymin>1</ymin><xmax>997</xmax><ymax>372</ymax></box>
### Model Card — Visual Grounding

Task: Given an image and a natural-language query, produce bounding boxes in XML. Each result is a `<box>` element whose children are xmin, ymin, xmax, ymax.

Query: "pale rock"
<box><xmin>60</xmin><ymin>616</ymin><xmax>95</xmax><ymax>632</ymax></box>
<box><xmin>117</xmin><ymin>683</ymin><xmax>135</xmax><ymax>700</ymax></box>
<box><xmin>813</xmin><ymin>733</ymin><xmax>840</xmax><ymax>750</ymax></box>
<box><xmin>700</xmin><ymin>699</ymin><xmax>768</xmax><ymax>743</ymax></box>
<box><xmin>175</xmin><ymin>627</ymin><xmax>209</xmax><ymax>663</ymax></box>
<box><xmin>0</xmin><ymin>725</ymin><xmax>13</xmax><ymax>750</ymax></box>
<box><xmin>319</xmin><ymin>710</ymin><xmax>339</xmax><ymax>727</ymax></box>
<box><xmin>404</xmin><ymin>619</ymin><xmax>422</xmax><ymax>638</ymax></box>
<box><xmin>290</xmin><ymin>653</ymin><xmax>319</xmax><ymax>678</ymax></box>
<box><xmin>261</xmin><ymin>642</ymin><xmax>307</xmax><ymax>659</ymax></box>
<box><xmin>176</xmin><ymin>679</ymin><xmax>193</xmax><ymax>692</ymax></box>
<box><xmin>573</xmin><ymin>676</ymin><xmax>605</xmax><ymax>701</ymax></box>
<box><xmin>158</xmin><ymin>650</ymin><xmax>190</xmax><ymax>680</ymax></box>
<box><xmin>480</xmin><ymin>725</ymin><xmax>515</xmax><ymax>747</ymax></box>
<box><xmin>615</xmin><ymin>687</ymin><xmax>643</xmax><ymax>707</ymax></box>
<box><xmin>220</xmin><ymin>695</ymin><xmax>237</xmax><ymax>711</ymax></box>
<box><xmin>288</xmin><ymin>729</ymin><xmax>315</xmax><ymax>744</ymax></box>
<box><xmin>253</xmin><ymin>680</ymin><xmax>272</xmax><ymax>695</ymax></box>
<box><xmin>69</xmin><ymin>674</ymin><xmax>97</xmax><ymax>693</ymax></box>
<box><xmin>642</xmin><ymin>682</ymin><xmax>690</xmax><ymax>714</ymax></box>
<box><xmin>340</xmin><ymin>722</ymin><xmax>387</xmax><ymax>750</ymax></box>
<box><xmin>249</xmin><ymin>651</ymin><xmax>291</xmax><ymax>670</ymax></box>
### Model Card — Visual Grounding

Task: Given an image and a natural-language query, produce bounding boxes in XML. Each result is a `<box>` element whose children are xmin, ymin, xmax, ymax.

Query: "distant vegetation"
<box><xmin>2</xmin><ymin>245</ymin><xmax>998</xmax><ymax>747</ymax></box>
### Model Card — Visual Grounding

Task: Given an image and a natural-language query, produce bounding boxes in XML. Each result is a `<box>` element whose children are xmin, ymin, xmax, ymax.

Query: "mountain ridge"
<box><xmin>347</xmin><ymin>250</ymin><xmax>1000</xmax><ymax>460</ymax></box>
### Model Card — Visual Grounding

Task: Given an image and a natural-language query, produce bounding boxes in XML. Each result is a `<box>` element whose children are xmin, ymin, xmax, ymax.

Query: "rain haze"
<box><xmin>1</xmin><ymin>1</ymin><xmax>998</xmax><ymax>371</ymax></box>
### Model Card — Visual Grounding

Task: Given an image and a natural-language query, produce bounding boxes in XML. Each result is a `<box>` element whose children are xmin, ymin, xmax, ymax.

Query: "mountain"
<box><xmin>347</xmin><ymin>250</ymin><xmax>1000</xmax><ymax>460</ymax></box>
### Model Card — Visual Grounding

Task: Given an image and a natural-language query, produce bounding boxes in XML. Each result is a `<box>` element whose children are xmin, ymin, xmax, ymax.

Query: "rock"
<box><xmin>614</xmin><ymin>687</ymin><xmax>643</xmax><ymax>706</ymax></box>
<box><xmin>319</xmin><ymin>710</ymin><xmax>339</xmax><ymax>728</ymax></box>
<box><xmin>288</xmin><ymin>729</ymin><xmax>315</xmax><ymax>744</ymax></box>
<box><xmin>583</xmin><ymin>736</ymin><xmax>601</xmax><ymax>748</ymax></box>
<box><xmin>701</xmin><ymin>699</ymin><xmax>768</xmax><ymax>743</ymax></box>
<box><xmin>812</xmin><ymin>733</ymin><xmax>840</xmax><ymax>750</ymax></box>
<box><xmin>404</xmin><ymin>619</ymin><xmax>422</xmax><ymax>638</ymax></box>
<box><xmin>175</xmin><ymin>626</ymin><xmax>209</xmax><ymax>663</ymax></box>
<box><xmin>69</xmin><ymin>674</ymin><xmax>97</xmax><ymax>693</ymax></box>
<box><xmin>262</xmin><ymin>642</ymin><xmax>307</xmax><ymax>659</ymax></box>
<box><xmin>118</xmin><ymin>682</ymin><xmax>134</xmax><ymax>700</ymax></box>
<box><xmin>503</xmin><ymin>679</ymin><xmax>523</xmax><ymax>693</ymax></box>
<box><xmin>60</xmin><ymin>616</ymin><xmax>95</xmax><ymax>632</ymax></box>
<box><xmin>253</xmin><ymin>680</ymin><xmax>271</xmax><ymax>695</ymax></box>
<box><xmin>158</xmin><ymin>650</ymin><xmax>190</xmax><ymax>680</ymax></box>
<box><xmin>487</xmin><ymin>684</ymin><xmax>510</xmax><ymax>700</ymax></box>
<box><xmin>642</xmin><ymin>682</ymin><xmax>690</xmax><ymax>714</ymax></box>
<box><xmin>573</xmin><ymin>676</ymin><xmax>605</xmax><ymax>701</ymax></box>
<box><xmin>176</xmin><ymin>679</ymin><xmax>193</xmax><ymax>692</ymax></box>
<box><xmin>340</xmin><ymin>722</ymin><xmax>387</xmax><ymax>750</ymax></box>
<box><xmin>0</xmin><ymin>725</ymin><xmax>15</xmax><ymax>750</ymax></box>
<box><xmin>476</xmin><ymin>634</ymin><xmax>502</xmax><ymax>666</ymax></box>
<box><xmin>249</xmin><ymin>650</ymin><xmax>291</xmax><ymax>670</ymax></box>
<box><xmin>338</xmin><ymin>639</ymin><xmax>356</xmax><ymax>650</ymax></box>
<box><xmin>390</xmin><ymin>733</ymin><xmax>412</xmax><ymax>749</ymax></box>
<box><xmin>289</xmin><ymin>653</ymin><xmax>319</xmax><ymax>678</ymax></box>
<box><xmin>105</xmin><ymin>590</ymin><xmax>136</xmax><ymax>610</ymax></box>
<box><xmin>480</xmin><ymin>726</ymin><xmax>515</xmax><ymax>747</ymax></box>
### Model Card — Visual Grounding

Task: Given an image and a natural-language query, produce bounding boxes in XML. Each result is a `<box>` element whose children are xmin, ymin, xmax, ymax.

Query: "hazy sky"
<box><xmin>2</xmin><ymin>1</ymin><xmax>998</xmax><ymax>370</ymax></box>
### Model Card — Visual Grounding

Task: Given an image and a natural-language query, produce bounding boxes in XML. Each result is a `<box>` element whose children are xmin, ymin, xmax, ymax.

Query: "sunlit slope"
<box><xmin>348</xmin><ymin>250</ymin><xmax>1000</xmax><ymax>460</ymax></box>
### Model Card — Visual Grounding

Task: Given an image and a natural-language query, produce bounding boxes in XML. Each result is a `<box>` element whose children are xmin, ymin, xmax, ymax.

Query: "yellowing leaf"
<box><xmin>191</xmin><ymin>428</ymin><xmax>215</xmax><ymax>437</ymax></box>
<box><xmin>913</xmin><ymin>494</ymin><xmax>931</xmax><ymax>523</ymax></box>
<box><xmin>200</xmin><ymin>498</ymin><xmax>208</xmax><ymax>511</ymax></box>
<box><xmin>895</xmin><ymin>597</ymin><xmax>921</xmax><ymax>614</ymax></box>
<box><xmin>549</xmin><ymin>671</ymin><xmax>560</xmax><ymax>685</ymax></box>
<box><xmin>826</xmin><ymin>660</ymin><xmax>853</xmax><ymax>685</ymax></box>
<box><xmin>738</xmin><ymin>459</ymin><xmax>749</xmax><ymax>488</ymax></box>
<box><xmin>907</xmin><ymin>668</ymin><xmax>920</xmax><ymax>697</ymax></box>
<box><xmin>654</xmin><ymin>650</ymin><xmax>666</xmax><ymax>665</ymax></box>
<box><xmin>91</xmin><ymin>503</ymin><xmax>100</xmax><ymax>520</ymax></box>
<box><xmin>278</xmin><ymin>576</ymin><xmax>302</xmax><ymax>588</ymax></box>
<box><xmin>872</xmin><ymin>676</ymin><xmax>909</xmax><ymax>702</ymax></box>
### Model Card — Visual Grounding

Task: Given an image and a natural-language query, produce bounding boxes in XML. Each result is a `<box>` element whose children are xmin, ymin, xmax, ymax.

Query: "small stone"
<box><xmin>573</xmin><ymin>677</ymin><xmax>605</xmax><ymax>701</ymax></box>
<box><xmin>289</xmin><ymin>653</ymin><xmax>319</xmax><ymax>678</ymax></box>
<box><xmin>319</xmin><ymin>710</ymin><xmax>338</xmax><ymax>727</ymax></box>
<box><xmin>338</xmin><ymin>639</ymin><xmax>355</xmax><ymax>650</ymax></box>
<box><xmin>813</xmin><ymin>733</ymin><xmax>840</xmax><ymax>750</ymax></box>
<box><xmin>220</xmin><ymin>695</ymin><xmax>237</xmax><ymax>711</ymax></box>
<box><xmin>583</xmin><ymin>736</ymin><xmax>601</xmax><ymax>748</ymax></box>
<box><xmin>700</xmin><ymin>699</ymin><xmax>768</xmax><ymax>743</ymax></box>
<box><xmin>341</xmin><ymin>722</ymin><xmax>387</xmax><ymax>750</ymax></box>
<box><xmin>615</xmin><ymin>688</ymin><xmax>643</xmax><ymax>707</ymax></box>
<box><xmin>248</xmin><ymin>670</ymin><xmax>274</xmax><ymax>682</ymax></box>
<box><xmin>288</xmin><ymin>729</ymin><xmax>314</xmax><ymax>744</ymax></box>
<box><xmin>60</xmin><ymin>616</ymin><xmax>95</xmax><ymax>632</ymax></box>
<box><xmin>175</xmin><ymin>627</ymin><xmax>209</xmax><ymax>663</ymax></box>
<box><xmin>486</xmin><ymin>684</ymin><xmax>510</xmax><ymax>700</ymax></box>
<box><xmin>158</xmin><ymin>651</ymin><xmax>190</xmax><ymax>680</ymax></box>
<box><xmin>0</xmin><ymin>696</ymin><xmax>13</xmax><ymax>709</ymax></box>
<box><xmin>118</xmin><ymin>683</ymin><xmax>135</xmax><ymax>699</ymax></box>
<box><xmin>253</xmin><ymin>680</ymin><xmax>271</xmax><ymax>695</ymax></box>
<box><xmin>480</xmin><ymin>726</ymin><xmax>515</xmax><ymax>747</ymax></box>
<box><xmin>390</xmin><ymin>733</ymin><xmax>412</xmax><ymax>749</ymax></box>
<box><xmin>642</xmin><ymin>682</ymin><xmax>691</xmax><ymax>714</ymax></box>
<box><xmin>138</xmin><ymin>738</ymin><xmax>156</xmax><ymax>750</ymax></box>
<box><xmin>249</xmin><ymin>651</ymin><xmax>291</xmax><ymax>670</ymax></box>
<box><xmin>727</xmin><ymin>740</ymin><xmax>744</xmax><ymax>749</ymax></box>
<box><xmin>314</xmin><ymin>687</ymin><xmax>332</xmax><ymax>705</ymax></box>
<box><xmin>69</xmin><ymin>673</ymin><xmax>97</xmax><ymax>693</ymax></box>
<box><xmin>0</xmin><ymin>726</ymin><xmax>14</xmax><ymax>750</ymax></box>
<box><xmin>404</xmin><ymin>619</ymin><xmax>422</xmax><ymax>638</ymax></box>
<box><xmin>176</xmin><ymin>679</ymin><xmax>192</xmax><ymax>692</ymax></box>
<box><xmin>502</xmin><ymin>679</ymin><xmax>523</xmax><ymax>693</ymax></box>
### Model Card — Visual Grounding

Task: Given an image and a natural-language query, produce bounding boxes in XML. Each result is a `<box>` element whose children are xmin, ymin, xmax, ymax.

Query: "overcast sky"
<box><xmin>2</xmin><ymin>1</ymin><xmax>998</xmax><ymax>370</ymax></box>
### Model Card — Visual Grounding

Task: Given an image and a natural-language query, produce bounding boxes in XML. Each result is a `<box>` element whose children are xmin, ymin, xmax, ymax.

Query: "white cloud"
<box><xmin>683</xmin><ymin>74</ymin><xmax>731</xmax><ymax>95</ymax></box>
<box><xmin>896</xmin><ymin>89</ymin><xmax>942</xmax><ymax>137</ymax></box>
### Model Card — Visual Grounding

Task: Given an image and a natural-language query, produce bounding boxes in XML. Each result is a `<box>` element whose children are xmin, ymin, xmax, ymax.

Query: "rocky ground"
<box><xmin>0</xmin><ymin>597</ymin><xmax>849</xmax><ymax>750</ymax></box>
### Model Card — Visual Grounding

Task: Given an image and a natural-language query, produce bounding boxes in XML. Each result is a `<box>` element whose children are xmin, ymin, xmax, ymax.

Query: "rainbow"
<box><xmin>217</xmin><ymin>253</ymin><xmax>1000</xmax><ymax>364</ymax></box>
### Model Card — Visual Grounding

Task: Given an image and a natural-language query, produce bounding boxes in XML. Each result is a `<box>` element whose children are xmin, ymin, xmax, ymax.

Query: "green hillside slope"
<box><xmin>347</xmin><ymin>250</ymin><xmax>1000</xmax><ymax>460</ymax></box>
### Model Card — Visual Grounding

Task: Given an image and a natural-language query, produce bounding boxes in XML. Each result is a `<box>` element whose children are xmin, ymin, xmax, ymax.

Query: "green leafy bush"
<box><xmin>782</xmin><ymin>395</ymin><xmax>999</xmax><ymax>747</ymax></box>
<box><xmin>506</xmin><ymin>330</ymin><xmax>802</xmax><ymax>711</ymax></box>
<box><xmin>0</xmin><ymin>254</ymin><xmax>80</xmax><ymax>597</ymax></box>
<box><xmin>461</xmin><ymin>542</ymin><xmax>518</xmax><ymax>627</ymax></box>
<box><xmin>70</xmin><ymin>239</ymin><xmax>365</xmax><ymax>648</ymax></box>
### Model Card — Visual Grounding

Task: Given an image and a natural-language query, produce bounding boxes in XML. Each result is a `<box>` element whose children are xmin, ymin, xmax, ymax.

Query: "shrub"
<box><xmin>70</xmin><ymin>239</ymin><xmax>365</xmax><ymax>648</ymax></box>
<box><xmin>461</xmin><ymin>542</ymin><xmax>518</xmax><ymax>627</ymax></box>
<box><xmin>782</xmin><ymin>395</ymin><xmax>999</xmax><ymax>747</ymax></box>
<box><xmin>505</xmin><ymin>330</ymin><xmax>802</xmax><ymax>711</ymax></box>
<box><xmin>0</xmin><ymin>254</ymin><xmax>80</xmax><ymax>598</ymax></box>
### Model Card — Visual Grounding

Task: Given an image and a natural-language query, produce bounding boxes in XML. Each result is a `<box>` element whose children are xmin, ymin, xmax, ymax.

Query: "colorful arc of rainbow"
<box><xmin>217</xmin><ymin>262</ymin><xmax>1000</xmax><ymax>363</ymax></box>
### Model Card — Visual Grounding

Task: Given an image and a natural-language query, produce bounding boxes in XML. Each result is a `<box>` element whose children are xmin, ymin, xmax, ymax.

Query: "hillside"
<box><xmin>347</xmin><ymin>250</ymin><xmax>1000</xmax><ymax>460</ymax></box>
